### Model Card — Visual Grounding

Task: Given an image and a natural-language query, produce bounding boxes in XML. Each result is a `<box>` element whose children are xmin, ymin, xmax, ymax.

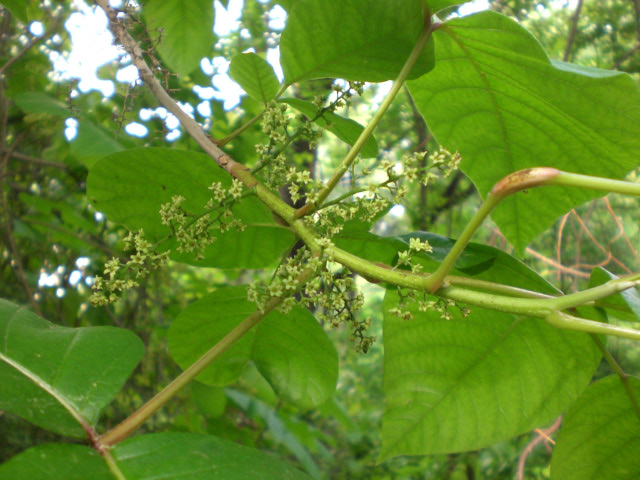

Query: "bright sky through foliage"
<box><xmin>52</xmin><ymin>0</ymin><xmax>490</xmax><ymax>140</ymax></box>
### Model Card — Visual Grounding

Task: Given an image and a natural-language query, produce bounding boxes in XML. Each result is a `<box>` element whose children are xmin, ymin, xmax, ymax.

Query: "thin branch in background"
<box><xmin>571</xmin><ymin>201</ymin><xmax>596</xmax><ymax>286</ymax></box>
<box><xmin>563</xmin><ymin>0</ymin><xmax>584</xmax><ymax>62</ymax></box>
<box><xmin>612</xmin><ymin>0</ymin><xmax>640</xmax><ymax>70</ymax></box>
<box><xmin>516</xmin><ymin>416</ymin><xmax>562</xmax><ymax>480</ymax></box>
<box><xmin>555</xmin><ymin>212</ymin><xmax>569</xmax><ymax>285</ymax></box>
<box><xmin>0</xmin><ymin>145</ymin><xmax>42</xmax><ymax>316</ymax></box>
<box><xmin>1</xmin><ymin>149</ymin><xmax>68</xmax><ymax>170</ymax></box>
<box><xmin>612</xmin><ymin>43</ymin><xmax>640</xmax><ymax>70</ymax></box>
<box><xmin>21</xmin><ymin>218</ymin><xmax>124</xmax><ymax>259</ymax></box>
<box><xmin>525</xmin><ymin>246</ymin><xmax>590</xmax><ymax>279</ymax></box>
<box><xmin>602</xmin><ymin>197</ymin><xmax>640</xmax><ymax>267</ymax></box>
<box><xmin>634</xmin><ymin>0</ymin><xmax>640</xmax><ymax>40</ymax></box>
<box><xmin>568</xmin><ymin>208</ymin><xmax>632</xmax><ymax>274</ymax></box>
<box><xmin>0</xmin><ymin>16</ymin><xmax>61</xmax><ymax>77</ymax></box>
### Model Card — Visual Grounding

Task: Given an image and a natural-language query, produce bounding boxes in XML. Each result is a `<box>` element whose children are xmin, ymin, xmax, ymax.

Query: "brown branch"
<box><xmin>0</xmin><ymin>141</ymin><xmax>42</xmax><ymax>315</ymax></box>
<box><xmin>524</xmin><ymin>247</ymin><xmax>590</xmax><ymax>279</ymax></box>
<box><xmin>563</xmin><ymin>0</ymin><xmax>584</xmax><ymax>62</ymax></box>
<box><xmin>516</xmin><ymin>416</ymin><xmax>562</xmax><ymax>480</ymax></box>
<box><xmin>21</xmin><ymin>218</ymin><xmax>124</xmax><ymax>259</ymax></box>
<box><xmin>612</xmin><ymin>43</ymin><xmax>640</xmax><ymax>70</ymax></box>
<box><xmin>634</xmin><ymin>0</ymin><xmax>640</xmax><ymax>40</ymax></box>
<box><xmin>94</xmin><ymin>0</ymin><xmax>249</xmax><ymax>182</ymax></box>
<box><xmin>0</xmin><ymin>17</ymin><xmax>61</xmax><ymax>77</ymax></box>
<box><xmin>1</xmin><ymin>149</ymin><xmax>68</xmax><ymax>170</ymax></box>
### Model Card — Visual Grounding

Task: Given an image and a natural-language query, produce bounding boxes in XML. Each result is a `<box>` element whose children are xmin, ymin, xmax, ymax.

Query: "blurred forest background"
<box><xmin>1</xmin><ymin>0</ymin><xmax>639</xmax><ymax>478</ymax></box>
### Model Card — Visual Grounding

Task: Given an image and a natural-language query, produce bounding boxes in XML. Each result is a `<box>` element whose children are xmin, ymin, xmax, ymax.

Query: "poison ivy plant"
<box><xmin>2</xmin><ymin>0</ymin><xmax>640</xmax><ymax>478</ymax></box>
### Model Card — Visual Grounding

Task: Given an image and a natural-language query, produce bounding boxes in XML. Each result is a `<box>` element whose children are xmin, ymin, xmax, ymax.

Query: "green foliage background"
<box><xmin>0</xmin><ymin>0</ymin><xmax>640</xmax><ymax>479</ymax></box>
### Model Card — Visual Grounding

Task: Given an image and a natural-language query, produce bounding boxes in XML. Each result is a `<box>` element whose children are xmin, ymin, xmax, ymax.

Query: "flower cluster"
<box><xmin>429</xmin><ymin>147</ymin><xmax>462</xmax><ymax>178</ymax></box>
<box><xmin>261</xmin><ymin>100</ymin><xmax>290</xmax><ymax>145</ymax></box>
<box><xmin>388</xmin><ymin>287</ymin><xmax>471</xmax><ymax>322</ymax></box>
<box><xmin>395</xmin><ymin>236</ymin><xmax>434</xmax><ymax>273</ymax></box>
<box><xmin>247</xmin><ymin>248</ymin><xmax>375</xmax><ymax>353</ymax></box>
<box><xmin>159</xmin><ymin>180</ymin><xmax>246</xmax><ymax>260</ymax></box>
<box><xmin>90</xmin><ymin>230</ymin><xmax>169</xmax><ymax>306</ymax></box>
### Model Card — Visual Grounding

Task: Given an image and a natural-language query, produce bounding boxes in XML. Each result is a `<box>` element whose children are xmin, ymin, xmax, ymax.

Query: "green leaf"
<box><xmin>589</xmin><ymin>267</ymin><xmax>640</xmax><ymax>323</ymax></box>
<box><xmin>396</xmin><ymin>232</ymin><xmax>560</xmax><ymax>294</ymax></box>
<box><xmin>253</xmin><ymin>301</ymin><xmax>338</xmax><ymax>409</ymax></box>
<box><xmin>408</xmin><ymin>11</ymin><xmax>640</xmax><ymax>252</ymax></box>
<box><xmin>0</xmin><ymin>444</ymin><xmax>112</xmax><ymax>480</ymax></box>
<box><xmin>227</xmin><ymin>389</ymin><xmax>322</xmax><ymax>478</ymax></box>
<box><xmin>1</xmin><ymin>0</ymin><xmax>28</xmax><ymax>22</ymax></box>
<box><xmin>280</xmin><ymin>0</ymin><xmax>435</xmax><ymax>85</ymax></box>
<box><xmin>551</xmin><ymin>375</ymin><xmax>640</xmax><ymax>480</ymax></box>
<box><xmin>427</xmin><ymin>1</ymin><xmax>472</xmax><ymax>13</ymax></box>
<box><xmin>71</xmin><ymin>120</ymin><xmax>124</xmax><ymax>169</ymax></box>
<box><xmin>168</xmin><ymin>287</ymin><xmax>256</xmax><ymax>386</ymax></box>
<box><xmin>0</xmin><ymin>299</ymin><xmax>144</xmax><ymax>437</ymax></box>
<box><xmin>0</xmin><ymin>433</ymin><xmax>314</xmax><ymax>479</ymax></box>
<box><xmin>282</xmin><ymin>98</ymin><xmax>378</xmax><ymax>158</ymax></box>
<box><xmin>112</xmin><ymin>433</ymin><xmax>313</xmax><ymax>479</ymax></box>
<box><xmin>229</xmin><ymin>53</ymin><xmax>281</xmax><ymax>103</ymax></box>
<box><xmin>144</xmin><ymin>0</ymin><xmax>215</xmax><ymax>77</ymax></box>
<box><xmin>169</xmin><ymin>286</ymin><xmax>338</xmax><ymax>409</ymax></box>
<box><xmin>87</xmin><ymin>148</ymin><xmax>294</xmax><ymax>269</ymax></box>
<box><xmin>380</xmin><ymin>289</ymin><xmax>600</xmax><ymax>459</ymax></box>
<box><xmin>275</xmin><ymin>0</ymin><xmax>301</xmax><ymax>11</ymax></box>
<box><xmin>337</xmin><ymin>229</ymin><xmax>559</xmax><ymax>294</ymax></box>
<box><xmin>13</xmin><ymin>92</ymin><xmax>69</xmax><ymax>117</ymax></box>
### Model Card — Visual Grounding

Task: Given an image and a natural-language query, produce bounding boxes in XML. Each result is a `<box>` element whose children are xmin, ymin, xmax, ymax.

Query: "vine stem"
<box><xmin>545</xmin><ymin>311</ymin><xmax>640</xmax><ymax>341</ymax></box>
<box><xmin>99</xmin><ymin>262</ymin><xmax>316</xmax><ymax>447</ymax></box>
<box><xmin>99</xmin><ymin>297</ymin><xmax>283</xmax><ymax>446</ymax></box>
<box><xmin>217</xmin><ymin>110</ymin><xmax>263</xmax><ymax>147</ymax></box>
<box><xmin>95</xmin><ymin>0</ymin><xmax>249</xmax><ymax>181</ymax></box>
<box><xmin>425</xmin><ymin>168</ymin><xmax>640</xmax><ymax>293</ymax></box>
<box><xmin>295</xmin><ymin>15</ymin><xmax>435</xmax><ymax>218</ymax></box>
<box><xmin>425</xmin><ymin>168</ymin><xmax>562</xmax><ymax>292</ymax></box>
<box><xmin>102</xmin><ymin>450</ymin><xmax>127</xmax><ymax>480</ymax></box>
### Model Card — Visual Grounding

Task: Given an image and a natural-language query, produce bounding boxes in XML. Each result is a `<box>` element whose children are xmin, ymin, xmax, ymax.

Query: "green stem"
<box><xmin>425</xmin><ymin>168</ymin><xmax>561</xmax><ymax>292</ymax></box>
<box><xmin>546</xmin><ymin>311</ymin><xmax>640</xmax><ymax>341</ymax></box>
<box><xmin>319</xmin><ymin>177</ymin><xmax>397</xmax><ymax>210</ymax></box>
<box><xmin>543</xmin><ymin>273</ymin><xmax>640</xmax><ymax>310</ymax></box>
<box><xmin>218</xmin><ymin>111</ymin><xmax>263</xmax><ymax>147</ymax></box>
<box><xmin>248</xmin><ymin>167</ymin><xmax>640</xmax><ymax>339</ymax></box>
<box><xmin>426</xmin><ymin>168</ymin><xmax>640</xmax><ymax>293</ymax></box>
<box><xmin>424</xmin><ymin>195</ymin><xmax>500</xmax><ymax>292</ymax></box>
<box><xmin>298</xmin><ymin>21</ymin><xmax>434</xmax><ymax>218</ymax></box>
<box><xmin>590</xmin><ymin>334</ymin><xmax>640</xmax><ymax>422</ymax></box>
<box><xmin>552</xmin><ymin>171</ymin><xmax>640</xmax><ymax>197</ymax></box>
<box><xmin>100</xmin><ymin>294</ymin><xmax>285</xmax><ymax>446</ymax></box>
<box><xmin>102</xmin><ymin>449</ymin><xmax>126</xmax><ymax>480</ymax></box>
